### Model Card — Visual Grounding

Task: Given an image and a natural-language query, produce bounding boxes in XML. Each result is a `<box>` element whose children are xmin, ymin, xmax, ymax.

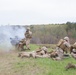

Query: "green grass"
<box><xmin>0</xmin><ymin>44</ymin><xmax>76</xmax><ymax>75</ymax></box>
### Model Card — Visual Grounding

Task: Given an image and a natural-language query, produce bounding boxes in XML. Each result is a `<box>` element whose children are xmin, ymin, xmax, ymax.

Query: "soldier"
<box><xmin>56</xmin><ymin>36</ymin><xmax>71</xmax><ymax>54</ymax></box>
<box><xmin>52</xmin><ymin>36</ymin><xmax>71</xmax><ymax>60</ymax></box>
<box><xmin>49</xmin><ymin>49</ymin><xmax>64</xmax><ymax>60</ymax></box>
<box><xmin>65</xmin><ymin>63</ymin><xmax>76</xmax><ymax>70</ymax></box>
<box><xmin>17</xmin><ymin>38</ymin><xmax>26</xmax><ymax>50</ymax></box>
<box><xmin>70</xmin><ymin>42</ymin><xmax>76</xmax><ymax>53</ymax></box>
<box><xmin>70</xmin><ymin>42</ymin><xmax>76</xmax><ymax>59</ymax></box>
<box><xmin>36</xmin><ymin>46</ymin><xmax>48</xmax><ymax>55</ymax></box>
<box><xmin>18</xmin><ymin>46</ymin><xmax>48</xmax><ymax>58</ymax></box>
<box><xmin>24</xmin><ymin>27</ymin><xmax>32</xmax><ymax>50</ymax></box>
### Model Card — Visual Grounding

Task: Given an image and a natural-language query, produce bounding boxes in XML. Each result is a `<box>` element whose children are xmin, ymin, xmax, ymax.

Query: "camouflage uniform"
<box><xmin>72</xmin><ymin>42</ymin><xmax>76</xmax><ymax>49</ymax></box>
<box><xmin>56</xmin><ymin>36</ymin><xmax>71</xmax><ymax>54</ymax></box>
<box><xmin>24</xmin><ymin>27</ymin><xmax>32</xmax><ymax>50</ymax></box>
<box><xmin>18</xmin><ymin>38</ymin><xmax>26</xmax><ymax>50</ymax></box>
<box><xmin>70</xmin><ymin>43</ymin><xmax>76</xmax><ymax>53</ymax></box>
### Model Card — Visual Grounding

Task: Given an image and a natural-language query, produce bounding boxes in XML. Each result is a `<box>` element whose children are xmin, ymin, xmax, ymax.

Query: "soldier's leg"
<box><xmin>26</xmin><ymin>39</ymin><xmax>30</xmax><ymax>50</ymax></box>
<box><xmin>19</xmin><ymin>43</ymin><xmax>24</xmax><ymax>51</ymax></box>
<box><xmin>65</xmin><ymin>50</ymin><xmax>68</xmax><ymax>54</ymax></box>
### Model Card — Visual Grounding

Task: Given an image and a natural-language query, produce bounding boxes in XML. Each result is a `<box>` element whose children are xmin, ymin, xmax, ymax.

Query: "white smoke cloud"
<box><xmin>0</xmin><ymin>25</ymin><xmax>26</xmax><ymax>51</ymax></box>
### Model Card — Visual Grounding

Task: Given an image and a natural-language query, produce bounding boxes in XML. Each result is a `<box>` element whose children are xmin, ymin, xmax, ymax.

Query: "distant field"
<box><xmin>0</xmin><ymin>44</ymin><xmax>76</xmax><ymax>75</ymax></box>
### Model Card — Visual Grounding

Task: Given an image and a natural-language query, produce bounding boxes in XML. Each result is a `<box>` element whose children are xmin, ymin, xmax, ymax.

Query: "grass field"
<box><xmin>0</xmin><ymin>44</ymin><xmax>76</xmax><ymax>75</ymax></box>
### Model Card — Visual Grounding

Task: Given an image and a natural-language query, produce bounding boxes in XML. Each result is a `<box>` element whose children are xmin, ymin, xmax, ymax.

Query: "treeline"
<box><xmin>65</xmin><ymin>22</ymin><xmax>76</xmax><ymax>38</ymax></box>
<box><xmin>29</xmin><ymin>22</ymin><xmax>76</xmax><ymax>44</ymax></box>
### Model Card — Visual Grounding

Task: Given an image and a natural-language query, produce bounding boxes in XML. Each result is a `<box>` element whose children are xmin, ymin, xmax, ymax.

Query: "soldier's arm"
<box><xmin>25</xmin><ymin>31</ymin><xmax>28</xmax><ymax>37</ymax></box>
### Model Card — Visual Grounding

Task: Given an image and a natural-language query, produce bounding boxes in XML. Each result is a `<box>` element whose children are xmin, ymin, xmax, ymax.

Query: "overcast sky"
<box><xmin>0</xmin><ymin>0</ymin><xmax>76</xmax><ymax>25</ymax></box>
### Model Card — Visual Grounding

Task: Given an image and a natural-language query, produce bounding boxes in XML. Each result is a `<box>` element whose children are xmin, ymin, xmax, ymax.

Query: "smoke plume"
<box><xmin>0</xmin><ymin>25</ymin><xmax>26</xmax><ymax>51</ymax></box>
